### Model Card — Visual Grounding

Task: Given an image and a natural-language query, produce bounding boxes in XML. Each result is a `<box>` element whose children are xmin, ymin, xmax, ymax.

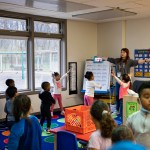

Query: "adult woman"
<box><xmin>103</xmin><ymin>48</ymin><xmax>150</xmax><ymax>115</ymax></box>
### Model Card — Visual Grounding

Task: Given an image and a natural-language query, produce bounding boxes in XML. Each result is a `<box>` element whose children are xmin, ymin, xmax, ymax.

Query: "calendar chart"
<box><xmin>134</xmin><ymin>49</ymin><xmax>150</xmax><ymax>78</ymax></box>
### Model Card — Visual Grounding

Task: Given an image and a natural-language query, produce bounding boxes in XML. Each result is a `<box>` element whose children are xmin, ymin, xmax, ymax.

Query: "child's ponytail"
<box><xmin>100</xmin><ymin>112</ymin><xmax>117</xmax><ymax>138</ymax></box>
<box><xmin>90</xmin><ymin>100</ymin><xmax>116</xmax><ymax>138</ymax></box>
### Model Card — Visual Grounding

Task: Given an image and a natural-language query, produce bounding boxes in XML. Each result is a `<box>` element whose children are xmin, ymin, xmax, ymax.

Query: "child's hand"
<box><xmin>67</xmin><ymin>69</ymin><xmax>71</xmax><ymax>74</ymax></box>
<box><xmin>52</xmin><ymin>73</ymin><xmax>54</xmax><ymax>78</ymax></box>
<box><xmin>111</xmin><ymin>71</ymin><xmax>115</xmax><ymax>77</ymax></box>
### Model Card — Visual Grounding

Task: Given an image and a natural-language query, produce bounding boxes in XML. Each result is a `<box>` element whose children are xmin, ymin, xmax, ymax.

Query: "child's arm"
<box><xmin>94</xmin><ymin>82</ymin><xmax>102</xmax><ymax>89</ymax></box>
<box><xmin>52</xmin><ymin>74</ymin><xmax>56</xmax><ymax>84</ymax></box>
<box><xmin>112</xmin><ymin>73</ymin><xmax>130</xmax><ymax>88</ymax></box>
<box><xmin>60</xmin><ymin>70</ymin><xmax>70</xmax><ymax>81</ymax></box>
<box><xmin>49</xmin><ymin>93</ymin><xmax>55</xmax><ymax>104</ymax></box>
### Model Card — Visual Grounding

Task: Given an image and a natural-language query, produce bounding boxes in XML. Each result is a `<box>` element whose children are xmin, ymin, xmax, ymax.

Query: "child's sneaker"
<box><xmin>51</xmin><ymin>112</ymin><xmax>53</xmax><ymax>117</ymax></box>
<box><xmin>46</xmin><ymin>129</ymin><xmax>51</xmax><ymax>134</ymax></box>
<box><xmin>61</xmin><ymin>110</ymin><xmax>65</xmax><ymax>115</ymax></box>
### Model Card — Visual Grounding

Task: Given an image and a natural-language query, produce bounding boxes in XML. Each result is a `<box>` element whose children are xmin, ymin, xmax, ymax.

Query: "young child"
<box><xmin>111</xmin><ymin>72</ymin><xmax>131</xmax><ymax>118</ymax></box>
<box><xmin>39</xmin><ymin>81</ymin><xmax>55</xmax><ymax>133</ymax></box>
<box><xmin>88</xmin><ymin>100</ymin><xmax>116</xmax><ymax>150</ymax></box>
<box><xmin>51</xmin><ymin>71</ymin><xmax>70</xmax><ymax>116</ymax></box>
<box><xmin>8</xmin><ymin>95</ymin><xmax>42</xmax><ymax>150</ymax></box>
<box><xmin>126</xmin><ymin>81</ymin><xmax>150</xmax><ymax>149</ymax></box>
<box><xmin>4</xmin><ymin>86</ymin><xmax>17</xmax><ymax>130</ymax></box>
<box><xmin>84</xmin><ymin>71</ymin><xmax>102</xmax><ymax>106</ymax></box>
<box><xmin>5</xmin><ymin>79</ymin><xmax>15</xmax><ymax>101</ymax></box>
<box><xmin>111</xmin><ymin>125</ymin><xmax>134</xmax><ymax>143</ymax></box>
<box><xmin>109</xmin><ymin>141</ymin><xmax>147</xmax><ymax>150</ymax></box>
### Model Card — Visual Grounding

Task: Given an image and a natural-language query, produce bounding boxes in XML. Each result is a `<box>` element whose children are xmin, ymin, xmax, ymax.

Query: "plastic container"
<box><xmin>65</xmin><ymin>105</ymin><xmax>96</xmax><ymax>134</ymax></box>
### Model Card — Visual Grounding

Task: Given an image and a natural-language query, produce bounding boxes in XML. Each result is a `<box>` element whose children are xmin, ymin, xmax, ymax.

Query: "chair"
<box><xmin>57</xmin><ymin>131</ymin><xmax>86</xmax><ymax>150</ymax></box>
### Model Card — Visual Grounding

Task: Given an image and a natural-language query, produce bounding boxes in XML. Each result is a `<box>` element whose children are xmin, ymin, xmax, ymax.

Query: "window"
<box><xmin>34</xmin><ymin>38</ymin><xmax>60</xmax><ymax>88</ymax></box>
<box><xmin>0</xmin><ymin>17</ymin><xmax>27</xmax><ymax>31</ymax></box>
<box><xmin>34</xmin><ymin>21</ymin><xmax>59</xmax><ymax>33</ymax></box>
<box><xmin>0</xmin><ymin>38</ymin><xmax>27</xmax><ymax>92</ymax></box>
<box><xmin>0</xmin><ymin>12</ymin><xmax>66</xmax><ymax>94</ymax></box>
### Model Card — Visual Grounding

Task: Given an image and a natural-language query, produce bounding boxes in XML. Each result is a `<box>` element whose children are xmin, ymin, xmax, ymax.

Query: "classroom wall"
<box><xmin>97</xmin><ymin>21</ymin><xmax>123</xmax><ymax>57</ymax></box>
<box><xmin>97</xmin><ymin>18</ymin><xmax>150</xmax><ymax>81</ymax></box>
<box><xmin>0</xmin><ymin>20</ymin><xmax>97</xmax><ymax>119</ymax></box>
<box><xmin>126</xmin><ymin>18</ymin><xmax>150</xmax><ymax>81</ymax></box>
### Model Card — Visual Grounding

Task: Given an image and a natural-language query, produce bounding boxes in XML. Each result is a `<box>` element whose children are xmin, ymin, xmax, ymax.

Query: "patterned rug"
<box><xmin>0</xmin><ymin>114</ymin><xmax>65</xmax><ymax>150</ymax></box>
<box><xmin>0</xmin><ymin>113</ymin><xmax>122</xmax><ymax>150</ymax></box>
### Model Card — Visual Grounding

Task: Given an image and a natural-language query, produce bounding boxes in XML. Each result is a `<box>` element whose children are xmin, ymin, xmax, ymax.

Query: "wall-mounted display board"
<box><xmin>68</xmin><ymin>62</ymin><xmax>77</xmax><ymax>95</ymax></box>
<box><xmin>134</xmin><ymin>49</ymin><xmax>150</xmax><ymax>78</ymax></box>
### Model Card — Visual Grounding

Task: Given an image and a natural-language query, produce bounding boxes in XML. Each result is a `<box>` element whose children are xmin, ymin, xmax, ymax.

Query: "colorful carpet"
<box><xmin>0</xmin><ymin>113</ymin><xmax>122</xmax><ymax>150</ymax></box>
<box><xmin>0</xmin><ymin>114</ymin><xmax>65</xmax><ymax>150</ymax></box>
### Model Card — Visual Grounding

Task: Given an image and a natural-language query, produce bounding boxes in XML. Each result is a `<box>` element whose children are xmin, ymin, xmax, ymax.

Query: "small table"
<box><xmin>51</xmin><ymin>126</ymin><xmax>94</xmax><ymax>150</ymax></box>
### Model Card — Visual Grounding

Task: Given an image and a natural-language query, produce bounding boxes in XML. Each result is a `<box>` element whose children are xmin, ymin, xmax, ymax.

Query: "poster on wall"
<box><xmin>68</xmin><ymin>62</ymin><xmax>77</xmax><ymax>95</ymax></box>
<box><xmin>134</xmin><ymin>49</ymin><xmax>150</xmax><ymax>78</ymax></box>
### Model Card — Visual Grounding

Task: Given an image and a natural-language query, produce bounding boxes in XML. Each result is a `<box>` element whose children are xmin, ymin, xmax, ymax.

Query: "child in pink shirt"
<box><xmin>111</xmin><ymin>72</ymin><xmax>131</xmax><ymax>118</ymax></box>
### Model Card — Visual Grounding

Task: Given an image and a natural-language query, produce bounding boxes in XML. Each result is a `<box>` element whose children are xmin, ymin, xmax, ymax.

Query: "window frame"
<box><xmin>0</xmin><ymin>10</ymin><xmax>67</xmax><ymax>96</ymax></box>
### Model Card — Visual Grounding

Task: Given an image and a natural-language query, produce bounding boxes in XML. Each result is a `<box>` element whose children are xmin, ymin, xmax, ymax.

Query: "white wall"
<box><xmin>0</xmin><ymin>20</ymin><xmax>97</xmax><ymax>119</ymax></box>
<box><xmin>97</xmin><ymin>21</ymin><xmax>123</xmax><ymax>57</ymax></box>
<box><xmin>126</xmin><ymin>18</ymin><xmax>150</xmax><ymax>81</ymax></box>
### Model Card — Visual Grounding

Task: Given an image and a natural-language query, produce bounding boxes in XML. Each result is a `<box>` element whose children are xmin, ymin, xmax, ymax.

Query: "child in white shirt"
<box><xmin>88</xmin><ymin>100</ymin><xmax>117</xmax><ymax>150</ymax></box>
<box><xmin>51</xmin><ymin>71</ymin><xmax>70</xmax><ymax>116</ymax></box>
<box><xmin>84</xmin><ymin>71</ymin><xmax>102</xmax><ymax>106</ymax></box>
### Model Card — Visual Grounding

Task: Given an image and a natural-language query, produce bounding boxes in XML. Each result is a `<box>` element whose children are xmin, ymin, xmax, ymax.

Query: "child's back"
<box><xmin>4</xmin><ymin>99</ymin><xmax>14</xmax><ymax>122</ymax></box>
<box><xmin>89</xmin><ymin>129</ymin><xmax>112</xmax><ymax>150</ymax></box>
<box><xmin>9</xmin><ymin>115</ymin><xmax>41</xmax><ymax>150</ymax></box>
<box><xmin>39</xmin><ymin>90</ymin><xmax>55</xmax><ymax>107</ymax></box>
<box><xmin>4</xmin><ymin>86</ymin><xmax>17</xmax><ymax>130</ymax></box>
<box><xmin>88</xmin><ymin>100</ymin><xmax>116</xmax><ymax>150</ymax></box>
<box><xmin>39</xmin><ymin>82</ymin><xmax>55</xmax><ymax>133</ymax></box>
<box><xmin>8</xmin><ymin>95</ymin><xmax>42</xmax><ymax>150</ymax></box>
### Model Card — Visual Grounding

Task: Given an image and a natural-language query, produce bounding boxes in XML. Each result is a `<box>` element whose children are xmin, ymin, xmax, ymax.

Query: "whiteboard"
<box><xmin>83</xmin><ymin>60</ymin><xmax>111</xmax><ymax>93</ymax></box>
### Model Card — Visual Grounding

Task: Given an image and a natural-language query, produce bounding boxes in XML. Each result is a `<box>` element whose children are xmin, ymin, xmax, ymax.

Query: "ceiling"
<box><xmin>0</xmin><ymin>0</ymin><xmax>150</xmax><ymax>22</ymax></box>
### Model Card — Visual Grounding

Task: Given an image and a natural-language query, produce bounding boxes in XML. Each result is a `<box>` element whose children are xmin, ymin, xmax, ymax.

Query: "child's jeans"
<box><xmin>84</xmin><ymin>95</ymin><xmax>94</xmax><ymax>106</ymax></box>
<box><xmin>51</xmin><ymin>94</ymin><xmax>63</xmax><ymax>112</ymax></box>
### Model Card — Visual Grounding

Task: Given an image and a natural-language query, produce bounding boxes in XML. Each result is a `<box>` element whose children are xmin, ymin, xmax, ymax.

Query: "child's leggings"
<box><xmin>51</xmin><ymin>94</ymin><xmax>63</xmax><ymax>112</ymax></box>
<box><xmin>84</xmin><ymin>95</ymin><xmax>94</xmax><ymax>106</ymax></box>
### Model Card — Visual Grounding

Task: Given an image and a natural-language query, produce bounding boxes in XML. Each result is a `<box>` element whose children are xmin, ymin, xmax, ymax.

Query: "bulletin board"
<box><xmin>82</xmin><ymin>60</ymin><xmax>111</xmax><ymax>93</ymax></box>
<box><xmin>68</xmin><ymin>62</ymin><xmax>77</xmax><ymax>95</ymax></box>
<box><xmin>134</xmin><ymin>49</ymin><xmax>150</xmax><ymax>78</ymax></box>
